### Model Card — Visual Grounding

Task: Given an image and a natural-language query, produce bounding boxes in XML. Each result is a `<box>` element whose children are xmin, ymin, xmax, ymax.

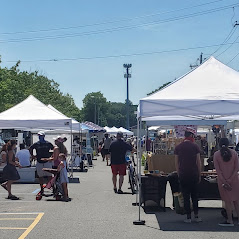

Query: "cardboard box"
<box><xmin>148</xmin><ymin>154</ymin><xmax>204</xmax><ymax>173</ymax></box>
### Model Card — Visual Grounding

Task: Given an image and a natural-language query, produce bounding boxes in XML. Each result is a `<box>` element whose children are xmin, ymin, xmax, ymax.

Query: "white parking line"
<box><xmin>32</xmin><ymin>189</ymin><xmax>40</xmax><ymax>194</ymax></box>
<box><xmin>0</xmin><ymin>213</ymin><xmax>42</xmax><ymax>215</ymax></box>
<box><xmin>0</xmin><ymin>201</ymin><xmax>37</xmax><ymax>203</ymax></box>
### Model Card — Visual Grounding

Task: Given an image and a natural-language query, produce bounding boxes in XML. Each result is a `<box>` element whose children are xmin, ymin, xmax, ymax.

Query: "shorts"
<box><xmin>103</xmin><ymin>149</ymin><xmax>110</xmax><ymax>155</ymax></box>
<box><xmin>111</xmin><ymin>164</ymin><xmax>127</xmax><ymax>176</ymax></box>
<box><xmin>36</xmin><ymin>161</ymin><xmax>52</xmax><ymax>177</ymax></box>
<box><xmin>60</xmin><ymin>168</ymin><xmax>69</xmax><ymax>184</ymax></box>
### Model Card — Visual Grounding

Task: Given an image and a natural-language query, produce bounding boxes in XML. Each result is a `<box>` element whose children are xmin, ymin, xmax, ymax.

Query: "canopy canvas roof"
<box><xmin>48</xmin><ymin>104</ymin><xmax>81</xmax><ymax>131</ymax></box>
<box><xmin>104</xmin><ymin>126</ymin><xmax>134</xmax><ymax>135</ymax></box>
<box><xmin>0</xmin><ymin>95</ymin><xmax>72</xmax><ymax>129</ymax></box>
<box><xmin>139</xmin><ymin>57</ymin><xmax>239</xmax><ymax>121</ymax></box>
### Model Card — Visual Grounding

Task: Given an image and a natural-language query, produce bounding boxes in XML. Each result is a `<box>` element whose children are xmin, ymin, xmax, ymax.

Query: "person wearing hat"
<box><xmin>174</xmin><ymin>128</ymin><xmax>202</xmax><ymax>223</ymax></box>
<box><xmin>109</xmin><ymin>132</ymin><xmax>134</xmax><ymax>194</ymax></box>
<box><xmin>43</xmin><ymin>136</ymin><xmax>68</xmax><ymax>169</ymax></box>
<box><xmin>29</xmin><ymin>131</ymin><xmax>54</xmax><ymax>195</ymax></box>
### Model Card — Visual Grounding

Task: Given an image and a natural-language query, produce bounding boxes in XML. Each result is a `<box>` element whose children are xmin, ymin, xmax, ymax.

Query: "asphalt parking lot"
<box><xmin>0</xmin><ymin>157</ymin><xmax>238</xmax><ymax>239</ymax></box>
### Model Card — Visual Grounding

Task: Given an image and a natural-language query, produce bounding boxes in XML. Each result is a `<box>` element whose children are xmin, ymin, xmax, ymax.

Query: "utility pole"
<box><xmin>234</xmin><ymin>21</ymin><xmax>239</xmax><ymax>27</ymax></box>
<box><xmin>123</xmin><ymin>64</ymin><xmax>132</xmax><ymax>130</ymax></box>
<box><xmin>189</xmin><ymin>52</ymin><xmax>203</xmax><ymax>69</ymax></box>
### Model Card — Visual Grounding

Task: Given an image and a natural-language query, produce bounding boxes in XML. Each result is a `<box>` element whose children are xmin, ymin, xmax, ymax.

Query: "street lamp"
<box><xmin>123</xmin><ymin>64</ymin><xmax>132</xmax><ymax>130</ymax></box>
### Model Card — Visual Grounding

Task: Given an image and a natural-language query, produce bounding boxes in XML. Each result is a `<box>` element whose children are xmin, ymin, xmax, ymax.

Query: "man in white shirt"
<box><xmin>16</xmin><ymin>144</ymin><xmax>31</xmax><ymax>167</ymax></box>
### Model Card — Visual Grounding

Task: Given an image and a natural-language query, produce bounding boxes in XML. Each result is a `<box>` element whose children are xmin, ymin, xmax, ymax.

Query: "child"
<box><xmin>57</xmin><ymin>153</ymin><xmax>70</xmax><ymax>202</ymax></box>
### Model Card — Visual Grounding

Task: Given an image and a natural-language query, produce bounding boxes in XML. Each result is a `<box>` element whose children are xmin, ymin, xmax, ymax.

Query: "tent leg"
<box><xmin>70</xmin><ymin>120</ymin><xmax>74</xmax><ymax>178</ymax></box>
<box><xmin>132</xmin><ymin>118</ymin><xmax>140</xmax><ymax>206</ymax></box>
<box><xmin>133</xmin><ymin>117</ymin><xmax>145</xmax><ymax>225</ymax></box>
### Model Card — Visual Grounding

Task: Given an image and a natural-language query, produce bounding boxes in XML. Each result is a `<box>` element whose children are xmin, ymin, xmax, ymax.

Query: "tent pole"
<box><xmin>70</xmin><ymin>119</ymin><xmax>73</xmax><ymax>178</ymax></box>
<box><xmin>133</xmin><ymin>116</ymin><xmax>145</xmax><ymax>225</ymax></box>
<box><xmin>132</xmin><ymin>118</ymin><xmax>140</xmax><ymax>207</ymax></box>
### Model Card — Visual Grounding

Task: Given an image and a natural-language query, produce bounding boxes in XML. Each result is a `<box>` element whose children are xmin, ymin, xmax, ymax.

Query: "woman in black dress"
<box><xmin>1</xmin><ymin>140</ymin><xmax>21</xmax><ymax>200</ymax></box>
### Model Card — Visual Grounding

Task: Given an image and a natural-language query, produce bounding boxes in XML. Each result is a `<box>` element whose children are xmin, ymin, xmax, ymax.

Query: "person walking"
<box><xmin>109</xmin><ymin>132</ymin><xmax>133</xmax><ymax>194</ymax></box>
<box><xmin>174</xmin><ymin>128</ymin><xmax>202</xmax><ymax>223</ymax></box>
<box><xmin>29</xmin><ymin>131</ymin><xmax>54</xmax><ymax>195</ymax></box>
<box><xmin>1</xmin><ymin>140</ymin><xmax>21</xmax><ymax>200</ymax></box>
<box><xmin>213</xmin><ymin>138</ymin><xmax>239</xmax><ymax>226</ymax></box>
<box><xmin>102</xmin><ymin>133</ymin><xmax>112</xmax><ymax>166</ymax></box>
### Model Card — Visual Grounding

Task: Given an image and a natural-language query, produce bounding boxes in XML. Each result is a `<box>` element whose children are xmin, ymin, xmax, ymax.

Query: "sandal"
<box><xmin>7</xmin><ymin>195</ymin><xmax>19</xmax><ymax>200</ymax></box>
<box><xmin>1</xmin><ymin>184</ymin><xmax>7</xmax><ymax>191</ymax></box>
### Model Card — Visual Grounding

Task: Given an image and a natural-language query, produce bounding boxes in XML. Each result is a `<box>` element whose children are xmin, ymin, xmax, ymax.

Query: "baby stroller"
<box><xmin>36</xmin><ymin>168</ymin><xmax>63</xmax><ymax>201</ymax></box>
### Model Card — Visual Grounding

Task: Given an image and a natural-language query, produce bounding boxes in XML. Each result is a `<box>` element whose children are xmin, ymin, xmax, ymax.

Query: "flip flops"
<box><xmin>7</xmin><ymin>195</ymin><xmax>19</xmax><ymax>200</ymax></box>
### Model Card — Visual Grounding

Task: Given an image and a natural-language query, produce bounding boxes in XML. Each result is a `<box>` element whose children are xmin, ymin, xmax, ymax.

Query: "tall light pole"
<box><xmin>123</xmin><ymin>64</ymin><xmax>132</xmax><ymax>130</ymax></box>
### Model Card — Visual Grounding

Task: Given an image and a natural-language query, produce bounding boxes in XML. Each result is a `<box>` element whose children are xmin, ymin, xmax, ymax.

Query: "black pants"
<box><xmin>180</xmin><ymin>177</ymin><xmax>199</xmax><ymax>218</ymax></box>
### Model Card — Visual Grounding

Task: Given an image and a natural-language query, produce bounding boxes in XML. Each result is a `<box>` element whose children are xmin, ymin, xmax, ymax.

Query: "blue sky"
<box><xmin>1</xmin><ymin>0</ymin><xmax>239</xmax><ymax>108</ymax></box>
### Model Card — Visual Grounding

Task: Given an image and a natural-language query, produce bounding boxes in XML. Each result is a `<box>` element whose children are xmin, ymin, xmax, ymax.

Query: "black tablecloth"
<box><xmin>141</xmin><ymin>175</ymin><xmax>167</xmax><ymax>209</ymax></box>
<box><xmin>140</xmin><ymin>174</ymin><xmax>221</xmax><ymax>210</ymax></box>
<box><xmin>167</xmin><ymin>173</ymin><xmax>221</xmax><ymax>200</ymax></box>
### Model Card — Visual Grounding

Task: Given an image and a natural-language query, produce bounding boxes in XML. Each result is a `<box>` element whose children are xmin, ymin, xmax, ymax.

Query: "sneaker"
<box><xmin>184</xmin><ymin>218</ymin><xmax>192</xmax><ymax>223</ymax></box>
<box><xmin>194</xmin><ymin>217</ymin><xmax>202</xmax><ymax>223</ymax></box>
<box><xmin>113</xmin><ymin>188</ymin><xmax>117</xmax><ymax>193</ymax></box>
<box><xmin>117</xmin><ymin>189</ymin><xmax>123</xmax><ymax>194</ymax></box>
<box><xmin>218</xmin><ymin>221</ymin><xmax>234</xmax><ymax>227</ymax></box>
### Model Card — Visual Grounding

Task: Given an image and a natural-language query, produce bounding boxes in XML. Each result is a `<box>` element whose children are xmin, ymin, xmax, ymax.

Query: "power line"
<box><xmin>0</xmin><ymin>0</ymin><xmax>227</xmax><ymax>35</ymax></box>
<box><xmin>0</xmin><ymin>3</ymin><xmax>238</xmax><ymax>44</ymax></box>
<box><xmin>4</xmin><ymin>41</ymin><xmax>239</xmax><ymax>63</ymax></box>
<box><xmin>211</xmin><ymin>25</ymin><xmax>237</xmax><ymax>55</ymax></box>
<box><xmin>227</xmin><ymin>51</ymin><xmax>239</xmax><ymax>63</ymax></box>
<box><xmin>216</xmin><ymin>29</ymin><xmax>239</xmax><ymax>57</ymax></box>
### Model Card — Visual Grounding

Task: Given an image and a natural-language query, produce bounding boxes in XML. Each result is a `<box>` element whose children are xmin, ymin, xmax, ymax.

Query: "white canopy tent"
<box><xmin>118</xmin><ymin>127</ymin><xmax>134</xmax><ymax>136</ymax></box>
<box><xmin>0</xmin><ymin>95</ymin><xmax>80</xmax><ymax>178</ymax></box>
<box><xmin>0</xmin><ymin>95</ymin><xmax>72</xmax><ymax>130</ymax></box>
<box><xmin>104</xmin><ymin>126</ymin><xmax>134</xmax><ymax>136</ymax></box>
<box><xmin>139</xmin><ymin>57</ymin><xmax>239</xmax><ymax>120</ymax></box>
<box><xmin>47</xmin><ymin>104</ymin><xmax>85</xmax><ymax>132</ymax></box>
<box><xmin>134</xmin><ymin>57</ymin><xmax>239</xmax><ymax>224</ymax></box>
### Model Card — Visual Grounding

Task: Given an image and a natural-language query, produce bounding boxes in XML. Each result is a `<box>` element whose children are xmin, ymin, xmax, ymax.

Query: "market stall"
<box><xmin>0</xmin><ymin>95</ymin><xmax>75</xmax><ymax>181</ymax></box>
<box><xmin>135</xmin><ymin>57</ymin><xmax>239</xmax><ymax>223</ymax></box>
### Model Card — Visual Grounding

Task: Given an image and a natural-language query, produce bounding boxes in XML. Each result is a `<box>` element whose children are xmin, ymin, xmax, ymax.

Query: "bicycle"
<box><xmin>127</xmin><ymin>154</ymin><xmax>138</xmax><ymax>195</ymax></box>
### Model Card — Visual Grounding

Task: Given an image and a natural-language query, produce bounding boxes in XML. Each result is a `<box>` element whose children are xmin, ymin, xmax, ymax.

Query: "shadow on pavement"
<box><xmin>144</xmin><ymin>207</ymin><xmax>239</xmax><ymax>232</ymax></box>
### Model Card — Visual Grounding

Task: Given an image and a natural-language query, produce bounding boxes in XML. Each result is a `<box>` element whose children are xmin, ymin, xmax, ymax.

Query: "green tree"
<box><xmin>147</xmin><ymin>82</ymin><xmax>172</xmax><ymax>96</ymax></box>
<box><xmin>81</xmin><ymin>92</ymin><xmax>108</xmax><ymax>124</ymax></box>
<box><xmin>82</xmin><ymin>92</ymin><xmax>137</xmax><ymax>128</ymax></box>
<box><xmin>0</xmin><ymin>61</ymin><xmax>82</xmax><ymax>121</ymax></box>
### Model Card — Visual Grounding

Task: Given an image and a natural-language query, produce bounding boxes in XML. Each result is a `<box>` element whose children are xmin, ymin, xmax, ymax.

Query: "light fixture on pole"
<box><xmin>123</xmin><ymin>63</ymin><xmax>132</xmax><ymax>130</ymax></box>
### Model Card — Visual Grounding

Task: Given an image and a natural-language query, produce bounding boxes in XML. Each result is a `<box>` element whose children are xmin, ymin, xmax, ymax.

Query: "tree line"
<box><xmin>0</xmin><ymin>60</ymin><xmax>137</xmax><ymax>128</ymax></box>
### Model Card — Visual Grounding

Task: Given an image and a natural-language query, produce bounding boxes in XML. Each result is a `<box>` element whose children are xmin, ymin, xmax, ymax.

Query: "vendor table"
<box><xmin>140</xmin><ymin>172</ymin><xmax>220</xmax><ymax>211</ymax></box>
<box><xmin>140</xmin><ymin>175</ymin><xmax>168</xmax><ymax>210</ymax></box>
<box><xmin>198</xmin><ymin>172</ymin><xmax>220</xmax><ymax>200</ymax></box>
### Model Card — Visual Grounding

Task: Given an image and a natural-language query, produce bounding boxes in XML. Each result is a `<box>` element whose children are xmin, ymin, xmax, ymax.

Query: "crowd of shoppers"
<box><xmin>0</xmin><ymin>131</ymin><xmax>70</xmax><ymax>201</ymax></box>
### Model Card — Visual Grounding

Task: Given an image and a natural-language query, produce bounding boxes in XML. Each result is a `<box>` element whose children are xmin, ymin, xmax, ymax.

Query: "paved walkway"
<box><xmin>0</xmin><ymin>157</ymin><xmax>238</xmax><ymax>238</ymax></box>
